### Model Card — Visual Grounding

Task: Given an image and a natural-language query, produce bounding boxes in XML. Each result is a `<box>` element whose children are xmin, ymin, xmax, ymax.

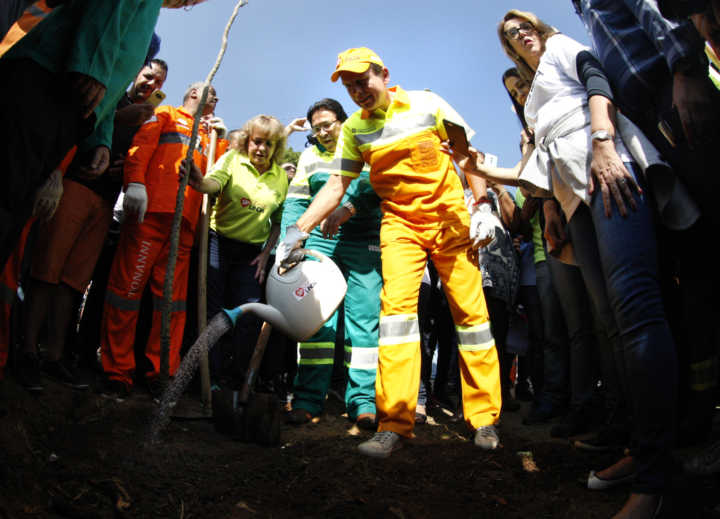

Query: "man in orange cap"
<box><xmin>277</xmin><ymin>47</ymin><xmax>503</xmax><ymax>458</ymax></box>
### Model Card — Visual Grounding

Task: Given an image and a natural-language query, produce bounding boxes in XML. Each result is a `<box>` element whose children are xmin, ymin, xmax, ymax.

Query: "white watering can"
<box><xmin>223</xmin><ymin>249</ymin><xmax>347</xmax><ymax>341</ymax></box>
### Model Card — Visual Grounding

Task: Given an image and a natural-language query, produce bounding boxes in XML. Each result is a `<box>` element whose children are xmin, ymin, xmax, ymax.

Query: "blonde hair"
<box><xmin>236</xmin><ymin>115</ymin><xmax>287</xmax><ymax>166</ymax></box>
<box><xmin>498</xmin><ymin>10</ymin><xmax>558</xmax><ymax>84</ymax></box>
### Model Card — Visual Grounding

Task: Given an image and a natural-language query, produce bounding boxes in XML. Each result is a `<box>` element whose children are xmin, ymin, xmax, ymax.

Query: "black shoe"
<box><xmin>145</xmin><ymin>377</ymin><xmax>166</xmax><ymax>402</ymax></box>
<box><xmin>522</xmin><ymin>402</ymin><xmax>564</xmax><ymax>425</ymax></box>
<box><xmin>502</xmin><ymin>392</ymin><xmax>521</xmax><ymax>412</ymax></box>
<box><xmin>0</xmin><ymin>378</ymin><xmax>8</xmax><ymax>417</ymax></box>
<box><xmin>429</xmin><ymin>391</ymin><xmax>457</xmax><ymax>412</ymax></box>
<box><xmin>100</xmin><ymin>379</ymin><xmax>130</xmax><ymax>401</ymax></box>
<box><xmin>286</xmin><ymin>407</ymin><xmax>312</xmax><ymax>425</ymax></box>
<box><xmin>677</xmin><ymin>412</ymin><xmax>713</xmax><ymax>447</ymax></box>
<box><xmin>42</xmin><ymin>359</ymin><xmax>89</xmax><ymax>390</ymax></box>
<box><xmin>357</xmin><ymin>413</ymin><xmax>378</xmax><ymax>429</ymax></box>
<box><xmin>515</xmin><ymin>381</ymin><xmax>534</xmax><ymax>402</ymax></box>
<box><xmin>16</xmin><ymin>353</ymin><xmax>44</xmax><ymax>393</ymax></box>
<box><xmin>551</xmin><ymin>409</ymin><xmax>590</xmax><ymax>438</ymax></box>
<box><xmin>448</xmin><ymin>408</ymin><xmax>465</xmax><ymax>423</ymax></box>
<box><xmin>574</xmin><ymin>424</ymin><xmax>629</xmax><ymax>452</ymax></box>
<box><xmin>684</xmin><ymin>439</ymin><xmax>720</xmax><ymax>475</ymax></box>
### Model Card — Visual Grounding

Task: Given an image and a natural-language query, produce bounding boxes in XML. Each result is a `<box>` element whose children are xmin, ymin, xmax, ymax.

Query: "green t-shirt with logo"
<box><xmin>208</xmin><ymin>150</ymin><xmax>288</xmax><ymax>244</ymax></box>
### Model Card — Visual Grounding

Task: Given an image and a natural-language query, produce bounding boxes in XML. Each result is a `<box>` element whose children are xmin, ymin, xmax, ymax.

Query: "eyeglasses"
<box><xmin>505</xmin><ymin>22</ymin><xmax>535</xmax><ymax>40</ymax></box>
<box><xmin>311</xmin><ymin>120</ymin><xmax>338</xmax><ymax>135</ymax></box>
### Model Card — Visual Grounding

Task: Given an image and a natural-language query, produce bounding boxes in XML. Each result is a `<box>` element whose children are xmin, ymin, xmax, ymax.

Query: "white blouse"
<box><xmin>521</xmin><ymin>33</ymin><xmax>631</xmax><ymax>219</ymax></box>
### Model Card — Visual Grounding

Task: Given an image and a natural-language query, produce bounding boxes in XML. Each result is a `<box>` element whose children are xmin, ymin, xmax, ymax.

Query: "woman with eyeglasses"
<box><xmin>281</xmin><ymin>98</ymin><xmax>382</xmax><ymax>429</ymax></box>
<box><xmin>502</xmin><ymin>65</ymin><xmax>622</xmax><ymax>444</ymax></box>
<box><xmin>182</xmin><ymin>114</ymin><xmax>289</xmax><ymax>385</ymax></box>
<box><xmin>452</xmin><ymin>9</ymin><xmax>678</xmax><ymax>519</ymax></box>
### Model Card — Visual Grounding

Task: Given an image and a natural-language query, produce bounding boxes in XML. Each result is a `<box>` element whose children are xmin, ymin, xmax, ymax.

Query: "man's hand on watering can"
<box><xmin>276</xmin><ymin>224</ymin><xmax>308</xmax><ymax>267</ymax></box>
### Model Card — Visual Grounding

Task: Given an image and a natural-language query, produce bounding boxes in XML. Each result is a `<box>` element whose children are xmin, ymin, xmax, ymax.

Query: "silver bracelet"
<box><xmin>342</xmin><ymin>201</ymin><xmax>356</xmax><ymax>216</ymax></box>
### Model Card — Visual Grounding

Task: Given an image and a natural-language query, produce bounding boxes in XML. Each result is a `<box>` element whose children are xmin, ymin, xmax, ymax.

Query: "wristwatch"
<box><xmin>342</xmin><ymin>201</ymin><xmax>356</xmax><ymax>216</ymax></box>
<box><xmin>590</xmin><ymin>130</ymin><xmax>613</xmax><ymax>142</ymax></box>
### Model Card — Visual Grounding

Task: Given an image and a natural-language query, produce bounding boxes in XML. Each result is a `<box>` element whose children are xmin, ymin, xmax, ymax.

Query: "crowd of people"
<box><xmin>0</xmin><ymin>1</ymin><xmax>719</xmax><ymax>518</ymax></box>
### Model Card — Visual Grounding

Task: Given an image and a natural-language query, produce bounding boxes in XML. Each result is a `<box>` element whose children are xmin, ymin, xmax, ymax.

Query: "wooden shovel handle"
<box><xmin>238</xmin><ymin>321</ymin><xmax>273</xmax><ymax>403</ymax></box>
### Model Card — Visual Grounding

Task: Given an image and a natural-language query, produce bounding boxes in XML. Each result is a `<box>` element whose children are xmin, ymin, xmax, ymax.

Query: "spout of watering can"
<box><xmin>222</xmin><ymin>305</ymin><xmax>245</xmax><ymax>326</ymax></box>
<box><xmin>222</xmin><ymin>303</ymin><xmax>291</xmax><ymax>335</ymax></box>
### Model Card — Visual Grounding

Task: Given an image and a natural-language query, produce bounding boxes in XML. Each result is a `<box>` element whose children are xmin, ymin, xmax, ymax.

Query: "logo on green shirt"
<box><xmin>240</xmin><ymin>197</ymin><xmax>265</xmax><ymax>213</ymax></box>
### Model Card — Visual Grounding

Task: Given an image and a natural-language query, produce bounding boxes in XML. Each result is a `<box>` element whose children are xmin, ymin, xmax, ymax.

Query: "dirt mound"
<box><xmin>0</xmin><ymin>378</ymin><xmax>713</xmax><ymax>518</ymax></box>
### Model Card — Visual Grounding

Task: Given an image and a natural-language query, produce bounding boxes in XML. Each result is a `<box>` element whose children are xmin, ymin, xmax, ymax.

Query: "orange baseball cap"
<box><xmin>331</xmin><ymin>47</ymin><xmax>385</xmax><ymax>82</ymax></box>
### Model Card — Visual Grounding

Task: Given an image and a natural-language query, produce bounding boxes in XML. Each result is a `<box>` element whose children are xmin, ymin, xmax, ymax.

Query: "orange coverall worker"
<box><xmin>0</xmin><ymin>146</ymin><xmax>75</xmax><ymax>378</ymax></box>
<box><xmin>0</xmin><ymin>1</ymin><xmax>51</xmax><ymax>59</ymax></box>
<box><xmin>332</xmin><ymin>86</ymin><xmax>502</xmax><ymax>438</ymax></box>
<box><xmin>101</xmin><ymin>105</ymin><xmax>210</xmax><ymax>387</ymax></box>
<box><xmin>0</xmin><ymin>221</ymin><xmax>32</xmax><ymax>379</ymax></box>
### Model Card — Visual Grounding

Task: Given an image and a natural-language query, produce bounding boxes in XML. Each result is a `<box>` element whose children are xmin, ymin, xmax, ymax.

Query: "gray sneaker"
<box><xmin>358</xmin><ymin>431</ymin><xmax>402</xmax><ymax>458</ymax></box>
<box><xmin>474</xmin><ymin>425</ymin><xmax>500</xmax><ymax>450</ymax></box>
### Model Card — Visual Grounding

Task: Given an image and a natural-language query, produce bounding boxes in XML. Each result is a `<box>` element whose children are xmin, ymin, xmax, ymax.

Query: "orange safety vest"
<box><xmin>124</xmin><ymin>105</ymin><xmax>211</xmax><ymax>231</ymax></box>
<box><xmin>334</xmin><ymin>86</ymin><xmax>474</xmax><ymax>229</ymax></box>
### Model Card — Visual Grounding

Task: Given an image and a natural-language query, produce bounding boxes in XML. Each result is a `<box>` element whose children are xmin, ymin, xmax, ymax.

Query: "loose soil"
<box><xmin>0</xmin><ymin>377</ymin><xmax>717</xmax><ymax>518</ymax></box>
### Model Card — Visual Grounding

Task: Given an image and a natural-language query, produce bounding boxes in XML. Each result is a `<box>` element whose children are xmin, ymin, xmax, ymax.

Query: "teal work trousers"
<box><xmin>292</xmin><ymin>236</ymin><xmax>382</xmax><ymax>419</ymax></box>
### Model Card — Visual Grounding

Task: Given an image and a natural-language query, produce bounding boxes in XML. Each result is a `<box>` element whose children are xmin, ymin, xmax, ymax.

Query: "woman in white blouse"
<box><xmin>454</xmin><ymin>10</ymin><xmax>677</xmax><ymax>519</ymax></box>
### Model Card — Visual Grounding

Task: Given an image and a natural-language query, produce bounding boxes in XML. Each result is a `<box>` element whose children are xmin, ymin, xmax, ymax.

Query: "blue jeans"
<box><xmin>207</xmin><ymin>230</ymin><xmax>263</xmax><ymax>384</ymax></box>
<box><xmin>532</xmin><ymin>260</ymin><xmax>568</xmax><ymax>409</ymax></box>
<box><xmin>568</xmin><ymin>163</ymin><xmax>677</xmax><ymax>494</ymax></box>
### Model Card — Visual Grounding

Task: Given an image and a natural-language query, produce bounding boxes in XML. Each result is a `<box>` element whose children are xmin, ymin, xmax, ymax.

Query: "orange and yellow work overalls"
<box><xmin>101</xmin><ymin>105</ymin><xmax>209</xmax><ymax>387</ymax></box>
<box><xmin>333</xmin><ymin>86</ymin><xmax>502</xmax><ymax>437</ymax></box>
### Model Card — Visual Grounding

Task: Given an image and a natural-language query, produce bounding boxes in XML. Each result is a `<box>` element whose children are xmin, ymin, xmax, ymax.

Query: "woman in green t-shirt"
<box><xmin>184</xmin><ymin>114</ymin><xmax>288</xmax><ymax>384</ymax></box>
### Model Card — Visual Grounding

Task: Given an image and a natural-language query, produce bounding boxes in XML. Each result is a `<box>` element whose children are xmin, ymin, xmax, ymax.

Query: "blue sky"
<box><xmin>156</xmin><ymin>1</ymin><xmax>589</xmax><ymax>167</ymax></box>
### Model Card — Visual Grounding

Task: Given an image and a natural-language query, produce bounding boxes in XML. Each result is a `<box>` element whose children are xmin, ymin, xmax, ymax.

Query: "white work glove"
<box><xmin>470</xmin><ymin>201</ymin><xmax>503</xmax><ymax>249</ymax></box>
<box><xmin>33</xmin><ymin>169</ymin><xmax>64</xmax><ymax>221</ymax></box>
<box><xmin>275</xmin><ymin>224</ymin><xmax>309</xmax><ymax>267</ymax></box>
<box><xmin>206</xmin><ymin>116</ymin><xmax>227</xmax><ymax>138</ymax></box>
<box><xmin>123</xmin><ymin>182</ymin><xmax>148</xmax><ymax>223</ymax></box>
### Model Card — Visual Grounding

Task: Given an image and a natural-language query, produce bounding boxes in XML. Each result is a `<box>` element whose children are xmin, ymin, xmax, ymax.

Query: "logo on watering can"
<box><xmin>293</xmin><ymin>281</ymin><xmax>317</xmax><ymax>301</ymax></box>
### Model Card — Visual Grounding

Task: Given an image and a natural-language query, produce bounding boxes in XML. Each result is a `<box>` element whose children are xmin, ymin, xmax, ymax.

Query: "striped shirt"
<box><xmin>575</xmin><ymin>0</ymin><xmax>703</xmax><ymax>113</ymax></box>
